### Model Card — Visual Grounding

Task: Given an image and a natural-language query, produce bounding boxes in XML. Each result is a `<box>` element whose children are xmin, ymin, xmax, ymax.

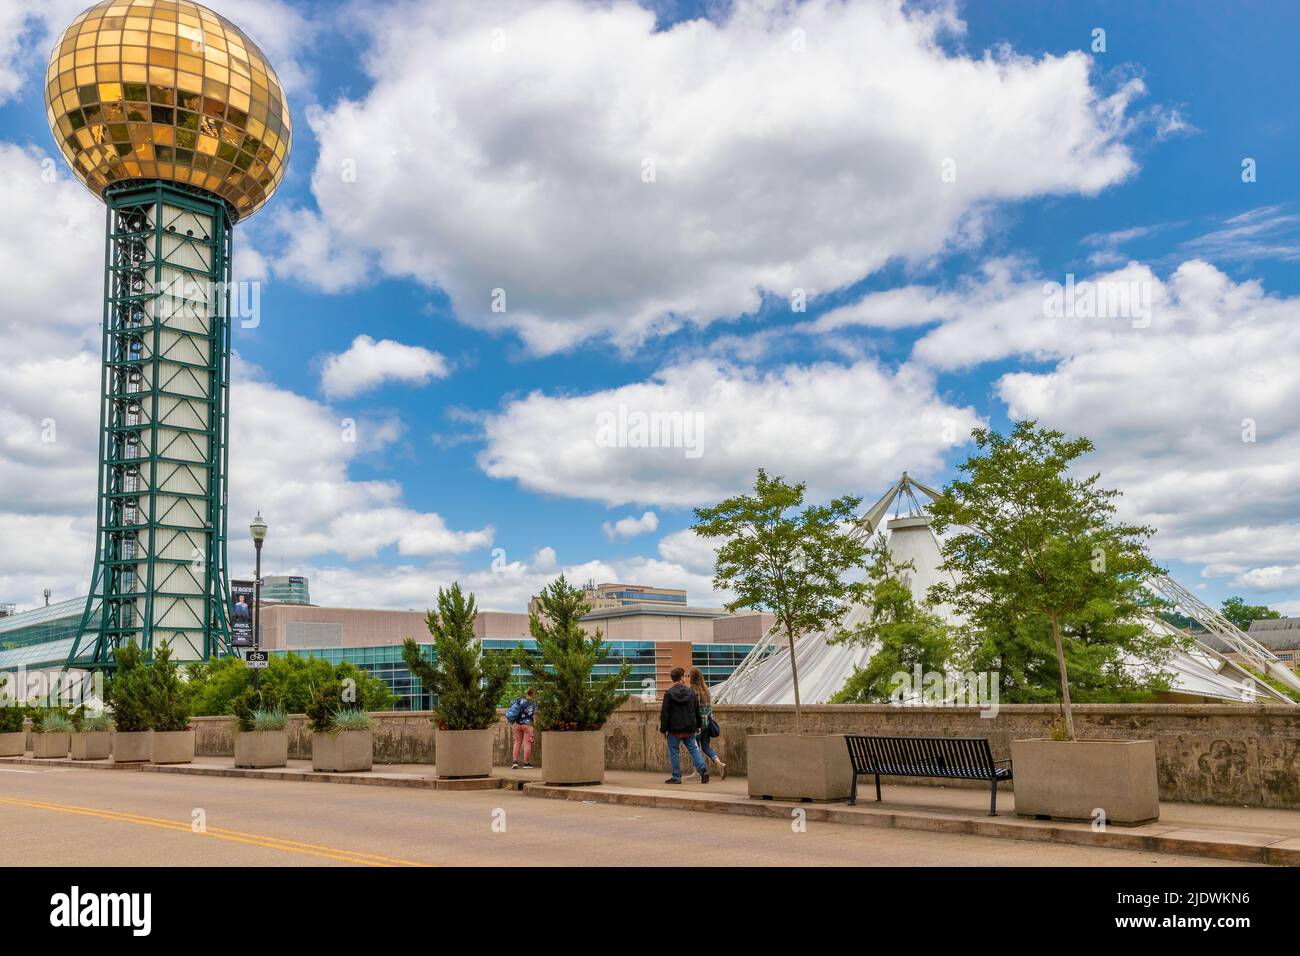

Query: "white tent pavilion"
<box><xmin>713</xmin><ymin>474</ymin><xmax>1299</xmax><ymax>707</ymax></box>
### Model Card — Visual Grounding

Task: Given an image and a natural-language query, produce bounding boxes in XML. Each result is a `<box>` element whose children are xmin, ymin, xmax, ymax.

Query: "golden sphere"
<box><xmin>45</xmin><ymin>0</ymin><xmax>292</xmax><ymax>222</ymax></box>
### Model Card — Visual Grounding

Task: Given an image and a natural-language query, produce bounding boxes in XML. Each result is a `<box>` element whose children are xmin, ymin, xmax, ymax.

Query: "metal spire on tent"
<box><xmin>713</xmin><ymin>472</ymin><xmax>1297</xmax><ymax>706</ymax></box>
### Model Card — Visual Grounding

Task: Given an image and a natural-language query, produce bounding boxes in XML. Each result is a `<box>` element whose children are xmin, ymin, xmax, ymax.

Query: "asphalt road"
<box><xmin>0</xmin><ymin>764</ymin><xmax>1245</xmax><ymax>867</ymax></box>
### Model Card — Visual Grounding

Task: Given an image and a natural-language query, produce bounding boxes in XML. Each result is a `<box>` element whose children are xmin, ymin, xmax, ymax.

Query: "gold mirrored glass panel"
<box><xmin>45</xmin><ymin>0</ymin><xmax>292</xmax><ymax>221</ymax></box>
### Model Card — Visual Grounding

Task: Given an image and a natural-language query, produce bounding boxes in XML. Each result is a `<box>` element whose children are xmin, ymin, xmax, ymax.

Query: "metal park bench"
<box><xmin>844</xmin><ymin>735</ymin><xmax>1013</xmax><ymax>816</ymax></box>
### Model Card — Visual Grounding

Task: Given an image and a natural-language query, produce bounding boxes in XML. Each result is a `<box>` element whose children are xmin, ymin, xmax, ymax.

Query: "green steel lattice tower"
<box><xmin>72</xmin><ymin>183</ymin><xmax>236</xmax><ymax>666</ymax></box>
<box><xmin>45</xmin><ymin>0</ymin><xmax>292</xmax><ymax>667</ymax></box>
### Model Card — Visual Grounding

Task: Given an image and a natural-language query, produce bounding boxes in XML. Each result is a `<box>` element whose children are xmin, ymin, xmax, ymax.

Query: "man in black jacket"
<box><xmin>660</xmin><ymin>666</ymin><xmax>710</xmax><ymax>784</ymax></box>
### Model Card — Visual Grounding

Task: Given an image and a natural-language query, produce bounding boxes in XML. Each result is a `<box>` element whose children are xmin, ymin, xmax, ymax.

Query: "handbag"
<box><xmin>707</xmin><ymin>716</ymin><xmax>721</xmax><ymax>738</ymax></box>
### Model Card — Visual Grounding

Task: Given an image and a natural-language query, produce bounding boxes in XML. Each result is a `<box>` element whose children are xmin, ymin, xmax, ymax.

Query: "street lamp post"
<box><xmin>250</xmin><ymin>512</ymin><xmax>268</xmax><ymax>689</ymax></box>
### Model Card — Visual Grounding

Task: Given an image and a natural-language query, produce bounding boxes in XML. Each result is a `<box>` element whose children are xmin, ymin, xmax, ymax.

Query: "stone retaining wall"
<box><xmin>191</xmin><ymin>701</ymin><xmax>1300</xmax><ymax>809</ymax></box>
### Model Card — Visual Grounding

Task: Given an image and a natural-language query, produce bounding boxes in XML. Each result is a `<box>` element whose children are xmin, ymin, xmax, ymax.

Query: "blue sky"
<box><xmin>1</xmin><ymin>0</ymin><xmax>1297</xmax><ymax>616</ymax></box>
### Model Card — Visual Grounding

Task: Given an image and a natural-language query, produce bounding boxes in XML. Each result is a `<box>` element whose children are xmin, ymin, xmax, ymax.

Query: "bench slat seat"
<box><xmin>844</xmin><ymin>734</ymin><xmax>1013</xmax><ymax>815</ymax></box>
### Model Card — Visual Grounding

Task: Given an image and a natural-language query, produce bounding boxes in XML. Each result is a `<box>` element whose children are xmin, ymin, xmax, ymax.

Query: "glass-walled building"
<box><xmin>0</xmin><ymin>597</ymin><xmax>86</xmax><ymax>653</ymax></box>
<box><xmin>259</xmin><ymin>575</ymin><xmax>311</xmax><ymax>605</ymax></box>
<box><xmin>276</xmin><ymin>639</ymin><xmax>755</xmax><ymax>711</ymax></box>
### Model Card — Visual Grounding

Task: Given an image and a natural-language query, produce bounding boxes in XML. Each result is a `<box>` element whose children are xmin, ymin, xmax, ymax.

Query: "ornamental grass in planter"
<box><xmin>519</xmin><ymin>576</ymin><xmax>630</xmax><ymax>786</ymax></box>
<box><xmin>402</xmin><ymin>583</ymin><xmax>510</xmax><ymax>779</ymax></box>
<box><xmin>70</xmin><ymin>706</ymin><xmax>113</xmax><ymax>760</ymax></box>
<box><xmin>107</xmin><ymin>643</ymin><xmax>153</xmax><ymax>763</ymax></box>
<box><xmin>307</xmin><ymin>680</ymin><xmax>373</xmax><ymax>773</ymax></box>
<box><xmin>231</xmin><ymin>686</ymin><xmax>289</xmax><ymax>769</ymax></box>
<box><xmin>30</xmin><ymin>709</ymin><xmax>72</xmax><ymax>759</ymax></box>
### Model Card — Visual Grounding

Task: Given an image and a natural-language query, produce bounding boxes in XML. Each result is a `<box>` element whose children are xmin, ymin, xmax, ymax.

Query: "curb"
<box><xmin>522</xmin><ymin>783</ymin><xmax>1300</xmax><ymax>866</ymax></box>
<box><xmin>0</xmin><ymin>756</ymin><xmax>143</xmax><ymax>770</ymax></box>
<box><xmin>0</xmin><ymin>755</ymin><xmax>503</xmax><ymax>791</ymax></box>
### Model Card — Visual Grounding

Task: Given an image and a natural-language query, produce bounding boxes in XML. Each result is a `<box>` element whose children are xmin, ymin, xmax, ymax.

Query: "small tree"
<box><xmin>141</xmin><ymin>640</ymin><xmax>191</xmax><ymax>732</ymax></box>
<box><xmin>830</xmin><ymin>537</ymin><xmax>955</xmax><ymax>703</ymax></box>
<box><xmin>519</xmin><ymin>575</ymin><xmax>630</xmax><ymax>731</ymax></box>
<box><xmin>1221</xmin><ymin>597</ymin><xmax>1282</xmax><ymax>633</ymax></box>
<box><xmin>106</xmin><ymin>642</ymin><xmax>151</xmax><ymax>733</ymax></box>
<box><xmin>401</xmin><ymin>583</ymin><xmax>511</xmax><ymax>730</ymax></box>
<box><xmin>693</xmin><ymin>469</ymin><xmax>871</xmax><ymax>733</ymax></box>
<box><xmin>928</xmin><ymin>421</ymin><xmax>1165</xmax><ymax>740</ymax></box>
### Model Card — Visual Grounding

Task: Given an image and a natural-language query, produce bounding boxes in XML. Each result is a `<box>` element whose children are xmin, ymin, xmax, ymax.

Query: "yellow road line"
<box><xmin>10</xmin><ymin>798</ymin><xmax>427</xmax><ymax>866</ymax></box>
<box><xmin>0</xmin><ymin>796</ymin><xmax>427</xmax><ymax>867</ymax></box>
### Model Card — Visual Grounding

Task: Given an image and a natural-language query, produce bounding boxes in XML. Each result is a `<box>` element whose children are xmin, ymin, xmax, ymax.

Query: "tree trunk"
<box><xmin>787</xmin><ymin>626</ymin><xmax>803</xmax><ymax>735</ymax></box>
<box><xmin>1050</xmin><ymin>613</ymin><xmax>1076</xmax><ymax>740</ymax></box>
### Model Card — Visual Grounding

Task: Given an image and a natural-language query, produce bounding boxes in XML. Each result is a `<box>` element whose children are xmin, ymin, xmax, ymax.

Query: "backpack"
<box><xmin>506</xmin><ymin>698</ymin><xmax>523</xmax><ymax>723</ymax></box>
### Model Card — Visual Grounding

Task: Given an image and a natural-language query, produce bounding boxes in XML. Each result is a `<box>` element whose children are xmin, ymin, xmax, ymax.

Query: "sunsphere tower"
<box><xmin>45</xmin><ymin>0</ymin><xmax>292</xmax><ymax>667</ymax></box>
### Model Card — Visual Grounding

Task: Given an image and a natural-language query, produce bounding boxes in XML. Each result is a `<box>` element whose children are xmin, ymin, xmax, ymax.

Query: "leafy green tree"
<box><xmin>184</xmin><ymin>653</ymin><xmax>396</xmax><ymax>716</ymax></box>
<box><xmin>401</xmin><ymin>583</ymin><xmax>511</xmax><ymax>730</ymax></box>
<box><xmin>184</xmin><ymin>656</ymin><xmax>249</xmax><ymax>716</ymax></box>
<box><xmin>1221</xmin><ymin>597</ymin><xmax>1282</xmax><ymax>633</ymax></box>
<box><xmin>693</xmin><ymin>469</ymin><xmax>871</xmax><ymax>732</ymax></box>
<box><xmin>106</xmin><ymin>642</ymin><xmax>152</xmax><ymax>732</ymax></box>
<box><xmin>519</xmin><ymin>575</ymin><xmax>629</xmax><ymax>731</ymax></box>
<box><xmin>830</xmin><ymin>537</ymin><xmax>955</xmax><ymax>703</ymax></box>
<box><xmin>928</xmin><ymin>421</ymin><xmax>1171</xmax><ymax>739</ymax></box>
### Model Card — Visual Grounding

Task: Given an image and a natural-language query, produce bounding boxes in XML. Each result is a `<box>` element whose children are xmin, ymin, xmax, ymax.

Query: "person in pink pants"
<box><xmin>506</xmin><ymin>687</ymin><xmax>538</xmax><ymax>769</ymax></box>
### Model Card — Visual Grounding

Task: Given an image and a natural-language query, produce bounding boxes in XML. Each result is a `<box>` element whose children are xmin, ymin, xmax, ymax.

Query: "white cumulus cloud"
<box><xmin>319</xmin><ymin>334</ymin><xmax>451</xmax><ymax>399</ymax></box>
<box><xmin>288</xmin><ymin>0</ymin><xmax>1143</xmax><ymax>353</ymax></box>
<box><xmin>479</xmin><ymin>357</ymin><xmax>981</xmax><ymax>507</ymax></box>
<box><xmin>838</xmin><ymin>258</ymin><xmax>1300</xmax><ymax>595</ymax></box>
<box><xmin>603</xmin><ymin>511</ymin><xmax>659</xmax><ymax>540</ymax></box>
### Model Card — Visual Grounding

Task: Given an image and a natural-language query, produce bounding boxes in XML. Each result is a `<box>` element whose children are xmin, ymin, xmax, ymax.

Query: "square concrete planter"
<box><xmin>312</xmin><ymin>731</ymin><xmax>373</xmax><ymax>772</ymax></box>
<box><xmin>151</xmin><ymin>730</ymin><xmax>195</xmax><ymax>765</ymax></box>
<box><xmin>70</xmin><ymin>731</ymin><xmax>112</xmax><ymax>760</ymax></box>
<box><xmin>436</xmin><ymin>728</ymin><xmax>494</xmax><ymax>779</ymax></box>
<box><xmin>1011</xmin><ymin>738</ymin><xmax>1159</xmax><ymax>826</ymax></box>
<box><xmin>112</xmin><ymin>731</ymin><xmax>152</xmax><ymax>763</ymax></box>
<box><xmin>0</xmin><ymin>731</ymin><xmax>24</xmax><ymax>756</ymax></box>
<box><xmin>234</xmin><ymin>730</ymin><xmax>289</xmax><ymax>769</ymax></box>
<box><xmin>747</xmin><ymin>734</ymin><xmax>853</xmax><ymax>801</ymax></box>
<box><xmin>32</xmin><ymin>732</ymin><xmax>70</xmax><ymax>759</ymax></box>
<box><xmin>541</xmin><ymin>730</ymin><xmax>604</xmax><ymax>785</ymax></box>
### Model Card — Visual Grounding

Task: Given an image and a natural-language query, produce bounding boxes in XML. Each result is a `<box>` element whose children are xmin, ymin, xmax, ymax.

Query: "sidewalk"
<box><xmin>524</xmin><ymin>769</ymin><xmax>1300</xmax><ymax>866</ymax></box>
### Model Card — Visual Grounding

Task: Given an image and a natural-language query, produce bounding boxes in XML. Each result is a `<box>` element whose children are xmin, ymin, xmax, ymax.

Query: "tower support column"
<box><xmin>69</xmin><ymin>180</ymin><xmax>236</xmax><ymax>667</ymax></box>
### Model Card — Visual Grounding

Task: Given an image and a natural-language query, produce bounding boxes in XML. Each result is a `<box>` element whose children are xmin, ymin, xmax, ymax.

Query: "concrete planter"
<box><xmin>0</xmin><ymin>731</ymin><xmax>24</xmax><ymax>756</ymax></box>
<box><xmin>113</xmin><ymin>731</ymin><xmax>152</xmax><ymax>763</ymax></box>
<box><xmin>1011</xmin><ymin>738</ymin><xmax>1160</xmax><ymax>826</ymax></box>
<box><xmin>747</xmin><ymin>734</ymin><xmax>853</xmax><ymax>801</ymax></box>
<box><xmin>541</xmin><ymin>730</ymin><xmax>604</xmax><ymax>785</ymax></box>
<box><xmin>233</xmin><ymin>730</ymin><xmax>289</xmax><ymax>769</ymax></box>
<box><xmin>151</xmin><ymin>730</ymin><xmax>195</xmax><ymax>765</ymax></box>
<box><xmin>312</xmin><ymin>731</ymin><xmax>373</xmax><ymax>773</ymax></box>
<box><xmin>436</xmin><ymin>728</ymin><xmax>494</xmax><ymax>779</ymax></box>
<box><xmin>32</xmin><ymin>732</ymin><xmax>70</xmax><ymax>759</ymax></box>
<box><xmin>70</xmin><ymin>731</ymin><xmax>112</xmax><ymax>760</ymax></box>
